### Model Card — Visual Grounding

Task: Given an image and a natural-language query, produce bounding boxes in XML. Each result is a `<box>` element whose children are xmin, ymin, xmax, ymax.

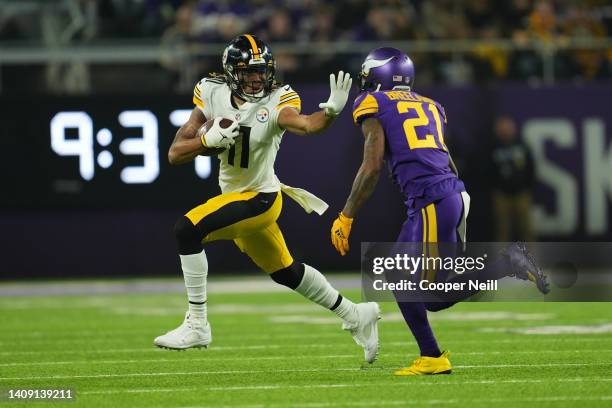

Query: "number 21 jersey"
<box><xmin>352</xmin><ymin>90</ymin><xmax>465</xmax><ymax>213</ymax></box>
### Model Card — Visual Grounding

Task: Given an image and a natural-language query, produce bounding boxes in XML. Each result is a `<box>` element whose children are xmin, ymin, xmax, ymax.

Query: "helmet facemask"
<box><xmin>224</xmin><ymin>59</ymin><xmax>275</xmax><ymax>103</ymax></box>
<box><xmin>358</xmin><ymin>71</ymin><xmax>381</xmax><ymax>93</ymax></box>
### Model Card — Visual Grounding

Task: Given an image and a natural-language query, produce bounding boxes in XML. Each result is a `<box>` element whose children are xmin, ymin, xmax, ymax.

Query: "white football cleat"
<box><xmin>343</xmin><ymin>302</ymin><xmax>381</xmax><ymax>364</ymax></box>
<box><xmin>154</xmin><ymin>312</ymin><xmax>212</xmax><ymax>350</ymax></box>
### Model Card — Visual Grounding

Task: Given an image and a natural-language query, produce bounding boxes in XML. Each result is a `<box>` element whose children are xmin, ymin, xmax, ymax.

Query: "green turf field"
<box><xmin>1</xmin><ymin>281</ymin><xmax>611</xmax><ymax>408</ymax></box>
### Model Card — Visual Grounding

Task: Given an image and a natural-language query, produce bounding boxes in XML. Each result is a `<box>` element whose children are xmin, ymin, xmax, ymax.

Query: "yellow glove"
<box><xmin>331</xmin><ymin>212</ymin><xmax>353</xmax><ymax>256</ymax></box>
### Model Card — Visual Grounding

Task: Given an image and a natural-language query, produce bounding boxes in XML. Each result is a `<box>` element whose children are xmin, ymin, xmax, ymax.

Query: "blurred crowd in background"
<box><xmin>1</xmin><ymin>0</ymin><xmax>611</xmax><ymax>92</ymax></box>
<box><xmin>146</xmin><ymin>0</ymin><xmax>612</xmax><ymax>83</ymax></box>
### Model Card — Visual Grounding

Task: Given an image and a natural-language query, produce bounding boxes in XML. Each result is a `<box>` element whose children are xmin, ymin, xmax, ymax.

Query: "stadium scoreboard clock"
<box><xmin>50</xmin><ymin>109</ymin><xmax>212</xmax><ymax>183</ymax></box>
<box><xmin>0</xmin><ymin>96</ymin><xmax>222</xmax><ymax>209</ymax></box>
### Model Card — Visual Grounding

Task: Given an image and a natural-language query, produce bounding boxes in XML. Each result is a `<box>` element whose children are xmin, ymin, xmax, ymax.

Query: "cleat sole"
<box><xmin>155</xmin><ymin>344</ymin><xmax>209</xmax><ymax>351</ymax></box>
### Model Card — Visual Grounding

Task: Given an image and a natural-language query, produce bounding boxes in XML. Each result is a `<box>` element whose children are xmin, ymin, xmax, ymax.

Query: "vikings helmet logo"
<box><xmin>361</xmin><ymin>56</ymin><xmax>394</xmax><ymax>78</ymax></box>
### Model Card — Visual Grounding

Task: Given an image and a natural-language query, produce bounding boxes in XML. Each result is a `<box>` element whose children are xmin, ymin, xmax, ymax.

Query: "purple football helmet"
<box><xmin>358</xmin><ymin>47</ymin><xmax>415</xmax><ymax>92</ymax></box>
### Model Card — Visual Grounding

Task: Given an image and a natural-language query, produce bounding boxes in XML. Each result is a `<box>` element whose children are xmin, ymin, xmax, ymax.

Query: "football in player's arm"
<box><xmin>168</xmin><ymin>71</ymin><xmax>352</xmax><ymax>165</ymax></box>
<box><xmin>155</xmin><ymin>34</ymin><xmax>380</xmax><ymax>364</ymax></box>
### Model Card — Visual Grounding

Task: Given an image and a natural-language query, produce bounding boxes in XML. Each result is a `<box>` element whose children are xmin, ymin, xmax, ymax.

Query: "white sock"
<box><xmin>295</xmin><ymin>264</ymin><xmax>357</xmax><ymax>323</ymax></box>
<box><xmin>180</xmin><ymin>250</ymin><xmax>208</xmax><ymax>322</ymax></box>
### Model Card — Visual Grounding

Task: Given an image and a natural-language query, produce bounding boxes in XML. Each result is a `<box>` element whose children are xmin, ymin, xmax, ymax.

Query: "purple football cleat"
<box><xmin>503</xmin><ymin>242</ymin><xmax>550</xmax><ymax>294</ymax></box>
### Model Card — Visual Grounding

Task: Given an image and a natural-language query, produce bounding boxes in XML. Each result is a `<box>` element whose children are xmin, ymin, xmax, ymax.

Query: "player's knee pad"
<box><xmin>270</xmin><ymin>261</ymin><xmax>305</xmax><ymax>290</ymax></box>
<box><xmin>174</xmin><ymin>216</ymin><xmax>203</xmax><ymax>255</ymax></box>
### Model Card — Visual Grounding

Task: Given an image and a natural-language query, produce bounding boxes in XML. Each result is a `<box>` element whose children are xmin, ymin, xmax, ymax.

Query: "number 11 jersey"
<box><xmin>193</xmin><ymin>77</ymin><xmax>301</xmax><ymax>194</ymax></box>
<box><xmin>352</xmin><ymin>89</ymin><xmax>465</xmax><ymax>214</ymax></box>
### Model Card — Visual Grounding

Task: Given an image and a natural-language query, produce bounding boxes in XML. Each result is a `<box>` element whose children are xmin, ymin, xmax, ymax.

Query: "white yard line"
<box><xmin>0</xmin><ymin>276</ymin><xmax>360</xmax><ymax>297</ymax></box>
<box><xmin>0</xmin><ymin>368</ymin><xmax>362</xmax><ymax>381</ymax></box>
<box><xmin>81</xmin><ymin>383</ymin><xmax>352</xmax><ymax>396</ymax></box>
<box><xmin>181</xmin><ymin>395</ymin><xmax>612</xmax><ymax>408</ymax></box>
<box><xmin>0</xmin><ymin>327</ymin><xmax>509</xmax><ymax>341</ymax></box>
<box><xmin>2</xmin><ymin>349</ymin><xmax>612</xmax><ymax>368</ymax></box>
<box><xmin>0</xmin><ymin>354</ymin><xmax>356</xmax><ymax>367</ymax></box>
<box><xmin>2</xmin><ymin>336</ymin><xmax>611</xmax><ymax>357</ymax></box>
<box><xmin>0</xmin><ymin>327</ymin><xmax>555</xmax><ymax>344</ymax></box>
<box><xmin>277</xmin><ymin>395</ymin><xmax>612</xmax><ymax>408</ymax></box>
<box><xmin>1</xmin><ymin>363</ymin><xmax>611</xmax><ymax>381</ymax></box>
<box><xmin>76</xmin><ymin>379</ymin><xmax>612</xmax><ymax>395</ymax></box>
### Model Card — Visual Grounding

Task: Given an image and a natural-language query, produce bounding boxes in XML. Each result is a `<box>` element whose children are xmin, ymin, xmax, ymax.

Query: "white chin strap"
<box><xmin>243</xmin><ymin>87</ymin><xmax>266</xmax><ymax>101</ymax></box>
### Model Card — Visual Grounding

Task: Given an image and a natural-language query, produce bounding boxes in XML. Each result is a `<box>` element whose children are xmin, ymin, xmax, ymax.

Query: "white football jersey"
<box><xmin>193</xmin><ymin>77</ymin><xmax>301</xmax><ymax>193</ymax></box>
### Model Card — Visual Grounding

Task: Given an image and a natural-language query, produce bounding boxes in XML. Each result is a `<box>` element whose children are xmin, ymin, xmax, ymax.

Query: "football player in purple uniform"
<box><xmin>330</xmin><ymin>47</ymin><xmax>549</xmax><ymax>375</ymax></box>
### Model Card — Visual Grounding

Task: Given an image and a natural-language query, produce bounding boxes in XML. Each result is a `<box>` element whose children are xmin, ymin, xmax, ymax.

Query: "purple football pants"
<box><xmin>396</xmin><ymin>192</ymin><xmax>465</xmax><ymax>358</ymax></box>
<box><xmin>398</xmin><ymin>192</ymin><xmax>465</xmax><ymax>243</ymax></box>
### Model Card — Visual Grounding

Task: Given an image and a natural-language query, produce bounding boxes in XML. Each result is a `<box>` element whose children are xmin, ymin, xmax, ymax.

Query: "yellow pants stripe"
<box><xmin>185</xmin><ymin>191</ymin><xmax>259</xmax><ymax>226</ymax></box>
<box><xmin>204</xmin><ymin>192</ymin><xmax>282</xmax><ymax>242</ymax></box>
<box><xmin>426</xmin><ymin>203</ymin><xmax>438</xmax><ymax>243</ymax></box>
<box><xmin>424</xmin><ymin>203</ymin><xmax>438</xmax><ymax>282</ymax></box>
<box><xmin>184</xmin><ymin>191</ymin><xmax>293</xmax><ymax>273</ymax></box>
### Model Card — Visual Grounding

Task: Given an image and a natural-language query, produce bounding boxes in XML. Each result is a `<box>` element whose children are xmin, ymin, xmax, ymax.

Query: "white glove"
<box><xmin>319</xmin><ymin>71</ymin><xmax>352</xmax><ymax>117</ymax></box>
<box><xmin>203</xmin><ymin>117</ymin><xmax>239</xmax><ymax>149</ymax></box>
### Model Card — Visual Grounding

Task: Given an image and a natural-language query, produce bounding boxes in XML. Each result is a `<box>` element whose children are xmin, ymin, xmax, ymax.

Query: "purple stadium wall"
<box><xmin>0</xmin><ymin>84</ymin><xmax>610</xmax><ymax>278</ymax></box>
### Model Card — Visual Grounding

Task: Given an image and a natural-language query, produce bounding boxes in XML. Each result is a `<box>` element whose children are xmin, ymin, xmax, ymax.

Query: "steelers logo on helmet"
<box><xmin>223</xmin><ymin>34</ymin><xmax>276</xmax><ymax>103</ymax></box>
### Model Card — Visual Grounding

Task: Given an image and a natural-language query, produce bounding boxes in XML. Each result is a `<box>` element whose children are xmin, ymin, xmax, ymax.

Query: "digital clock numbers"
<box><xmin>50</xmin><ymin>109</ymin><xmax>211</xmax><ymax>183</ymax></box>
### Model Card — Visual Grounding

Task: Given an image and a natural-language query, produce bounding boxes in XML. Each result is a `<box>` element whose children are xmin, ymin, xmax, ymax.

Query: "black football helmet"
<box><xmin>222</xmin><ymin>34</ymin><xmax>276</xmax><ymax>102</ymax></box>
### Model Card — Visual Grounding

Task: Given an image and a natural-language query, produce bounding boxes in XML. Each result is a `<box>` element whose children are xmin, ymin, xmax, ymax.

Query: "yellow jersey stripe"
<box><xmin>352</xmin><ymin>94</ymin><xmax>379</xmax><ymax>123</ymax></box>
<box><xmin>280</xmin><ymin>103</ymin><xmax>301</xmax><ymax>110</ymax></box>
<box><xmin>352</xmin><ymin>108</ymin><xmax>378</xmax><ymax>123</ymax></box>
<box><xmin>276</xmin><ymin>98</ymin><xmax>301</xmax><ymax>111</ymax></box>
<box><xmin>279</xmin><ymin>92</ymin><xmax>298</xmax><ymax>101</ymax></box>
<box><xmin>353</xmin><ymin>106</ymin><xmax>378</xmax><ymax>116</ymax></box>
<box><xmin>277</xmin><ymin>95</ymin><xmax>300</xmax><ymax>104</ymax></box>
<box><xmin>355</xmin><ymin>94</ymin><xmax>379</xmax><ymax>112</ymax></box>
<box><xmin>194</xmin><ymin>86</ymin><xmax>201</xmax><ymax>97</ymax></box>
<box><xmin>244</xmin><ymin>34</ymin><xmax>260</xmax><ymax>56</ymax></box>
<box><xmin>276</xmin><ymin>101</ymin><xmax>302</xmax><ymax>110</ymax></box>
<box><xmin>193</xmin><ymin>96</ymin><xmax>204</xmax><ymax>109</ymax></box>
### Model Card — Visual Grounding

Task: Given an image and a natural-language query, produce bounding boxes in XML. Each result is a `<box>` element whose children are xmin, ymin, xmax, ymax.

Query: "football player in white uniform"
<box><xmin>154</xmin><ymin>34</ymin><xmax>380</xmax><ymax>363</ymax></box>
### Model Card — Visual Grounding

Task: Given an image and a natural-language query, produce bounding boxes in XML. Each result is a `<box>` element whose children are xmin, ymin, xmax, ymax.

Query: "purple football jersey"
<box><xmin>353</xmin><ymin>89</ymin><xmax>465</xmax><ymax>214</ymax></box>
